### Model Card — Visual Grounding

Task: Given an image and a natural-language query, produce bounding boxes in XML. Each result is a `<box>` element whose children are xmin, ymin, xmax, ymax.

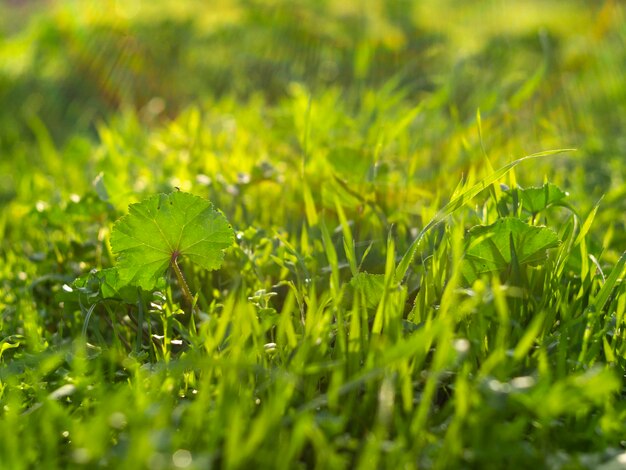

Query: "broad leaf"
<box><xmin>350</xmin><ymin>272</ymin><xmax>385</xmax><ymax>308</ymax></box>
<box><xmin>73</xmin><ymin>268</ymin><xmax>158</xmax><ymax>304</ymax></box>
<box><xmin>462</xmin><ymin>217</ymin><xmax>560</xmax><ymax>283</ymax></box>
<box><xmin>395</xmin><ymin>149</ymin><xmax>574</xmax><ymax>282</ymax></box>
<box><xmin>326</xmin><ymin>146</ymin><xmax>371</xmax><ymax>182</ymax></box>
<box><xmin>111</xmin><ymin>192</ymin><xmax>234</xmax><ymax>290</ymax></box>
<box><xmin>502</xmin><ymin>183</ymin><xmax>568</xmax><ymax>214</ymax></box>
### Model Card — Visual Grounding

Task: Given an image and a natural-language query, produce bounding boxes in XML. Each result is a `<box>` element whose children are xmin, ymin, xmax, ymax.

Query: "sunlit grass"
<box><xmin>1</xmin><ymin>1</ymin><xmax>625</xmax><ymax>468</ymax></box>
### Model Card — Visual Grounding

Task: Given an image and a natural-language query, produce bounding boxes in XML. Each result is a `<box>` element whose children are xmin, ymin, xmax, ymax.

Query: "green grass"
<box><xmin>1</xmin><ymin>0</ymin><xmax>626</xmax><ymax>468</ymax></box>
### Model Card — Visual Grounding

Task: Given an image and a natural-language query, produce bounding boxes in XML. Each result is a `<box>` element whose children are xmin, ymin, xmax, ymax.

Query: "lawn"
<box><xmin>1</xmin><ymin>0</ymin><xmax>625</xmax><ymax>468</ymax></box>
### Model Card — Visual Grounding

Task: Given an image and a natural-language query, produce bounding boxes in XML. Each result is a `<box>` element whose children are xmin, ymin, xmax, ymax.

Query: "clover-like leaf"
<box><xmin>111</xmin><ymin>192</ymin><xmax>234</xmax><ymax>290</ymax></box>
<box><xmin>501</xmin><ymin>183</ymin><xmax>568</xmax><ymax>215</ymax></box>
<box><xmin>326</xmin><ymin>146</ymin><xmax>372</xmax><ymax>182</ymax></box>
<box><xmin>73</xmin><ymin>268</ymin><xmax>161</xmax><ymax>304</ymax></box>
<box><xmin>462</xmin><ymin>217</ymin><xmax>560</xmax><ymax>283</ymax></box>
<box><xmin>349</xmin><ymin>272</ymin><xmax>386</xmax><ymax>309</ymax></box>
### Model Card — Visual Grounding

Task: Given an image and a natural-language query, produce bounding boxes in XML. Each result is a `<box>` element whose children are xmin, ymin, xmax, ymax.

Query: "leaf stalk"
<box><xmin>171</xmin><ymin>252</ymin><xmax>195</xmax><ymax>311</ymax></box>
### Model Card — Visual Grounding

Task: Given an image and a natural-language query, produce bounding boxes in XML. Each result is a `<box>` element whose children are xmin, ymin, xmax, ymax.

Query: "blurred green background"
<box><xmin>3</xmin><ymin>0</ymin><xmax>625</xmax><ymax>261</ymax></box>
<box><xmin>1</xmin><ymin>0</ymin><xmax>624</xmax><ymax>193</ymax></box>
<box><xmin>1</xmin><ymin>2</ymin><xmax>626</xmax><ymax>468</ymax></box>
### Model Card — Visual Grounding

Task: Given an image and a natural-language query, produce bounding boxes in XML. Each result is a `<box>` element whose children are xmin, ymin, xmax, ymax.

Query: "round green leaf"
<box><xmin>111</xmin><ymin>192</ymin><xmax>234</xmax><ymax>290</ymax></box>
<box><xmin>349</xmin><ymin>272</ymin><xmax>386</xmax><ymax>309</ymax></box>
<box><xmin>501</xmin><ymin>183</ymin><xmax>568</xmax><ymax>215</ymax></box>
<box><xmin>461</xmin><ymin>217</ymin><xmax>560</xmax><ymax>283</ymax></box>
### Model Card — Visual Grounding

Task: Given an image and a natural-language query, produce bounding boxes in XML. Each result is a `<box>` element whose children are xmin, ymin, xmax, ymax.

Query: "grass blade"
<box><xmin>593</xmin><ymin>251</ymin><xmax>626</xmax><ymax>312</ymax></box>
